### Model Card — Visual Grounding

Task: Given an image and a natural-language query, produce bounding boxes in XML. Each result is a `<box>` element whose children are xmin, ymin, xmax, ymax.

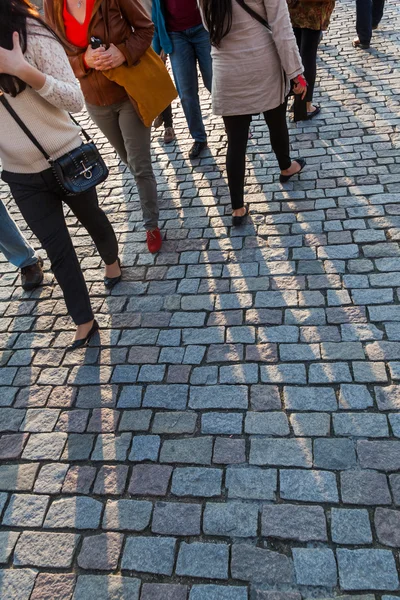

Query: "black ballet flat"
<box><xmin>232</xmin><ymin>204</ymin><xmax>250</xmax><ymax>227</ymax></box>
<box><xmin>67</xmin><ymin>320</ymin><xmax>99</xmax><ymax>351</ymax></box>
<box><xmin>279</xmin><ymin>158</ymin><xmax>306</xmax><ymax>183</ymax></box>
<box><xmin>104</xmin><ymin>257</ymin><xmax>122</xmax><ymax>290</ymax></box>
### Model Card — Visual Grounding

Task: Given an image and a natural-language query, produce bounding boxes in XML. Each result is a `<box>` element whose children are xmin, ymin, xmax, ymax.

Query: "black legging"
<box><xmin>293</xmin><ymin>27</ymin><xmax>321</xmax><ymax>103</ymax></box>
<box><xmin>223</xmin><ymin>100</ymin><xmax>291</xmax><ymax>210</ymax></box>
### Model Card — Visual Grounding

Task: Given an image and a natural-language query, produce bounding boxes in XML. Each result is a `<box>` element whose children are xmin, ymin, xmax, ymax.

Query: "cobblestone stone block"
<box><xmin>30</xmin><ymin>573</ymin><xmax>76</xmax><ymax>600</ymax></box>
<box><xmin>213</xmin><ymin>437</ymin><xmax>245</xmax><ymax>464</ymax></box>
<box><xmin>93</xmin><ymin>465</ymin><xmax>129</xmax><ymax>495</ymax></box>
<box><xmin>0</xmin><ymin>433</ymin><xmax>29</xmax><ymax>459</ymax></box>
<box><xmin>14</xmin><ymin>532</ymin><xmax>79</xmax><ymax>567</ymax></box>
<box><xmin>262</xmin><ymin>504</ymin><xmax>327</xmax><ymax>541</ymax></box>
<box><xmin>226</xmin><ymin>467</ymin><xmax>277</xmax><ymax>500</ymax></box>
<box><xmin>129</xmin><ymin>435</ymin><xmax>160</xmax><ymax>462</ymax></box>
<box><xmin>250</xmin><ymin>385</ymin><xmax>281</xmax><ymax>410</ymax></box>
<box><xmin>0</xmin><ymin>531</ymin><xmax>20</xmax><ymax>564</ymax></box>
<box><xmin>74</xmin><ymin>575</ymin><xmax>140</xmax><ymax>600</ymax></box>
<box><xmin>260</xmin><ymin>364</ymin><xmax>306</xmax><ymax>384</ymax></box>
<box><xmin>375</xmin><ymin>508</ymin><xmax>400</xmax><ymax>548</ymax></box>
<box><xmin>339</xmin><ymin>384</ymin><xmax>374</xmax><ymax>409</ymax></box>
<box><xmin>258</xmin><ymin>326</ymin><xmax>298</xmax><ymax>343</ymax></box>
<box><xmin>375</xmin><ymin>386</ymin><xmax>400</xmax><ymax>410</ymax></box>
<box><xmin>309</xmin><ymin>362</ymin><xmax>352</xmax><ymax>383</ymax></box>
<box><xmin>189</xmin><ymin>586</ymin><xmax>247</xmax><ymax>600</ymax></box>
<box><xmin>0</xmin><ymin>569</ymin><xmax>37</xmax><ymax>600</ymax></box>
<box><xmin>203</xmin><ymin>501</ymin><xmax>258</xmax><ymax>537</ymax></box>
<box><xmin>122</xmin><ymin>536</ymin><xmax>176</xmax><ymax>575</ymax></box>
<box><xmin>141</xmin><ymin>583</ymin><xmax>188</xmax><ymax>600</ymax></box>
<box><xmin>22</xmin><ymin>433</ymin><xmax>67</xmax><ymax>460</ymax></box>
<box><xmin>337</xmin><ymin>549</ymin><xmax>399</xmax><ymax>591</ymax></box>
<box><xmin>251</xmin><ymin>592</ymin><xmax>301</xmax><ymax>600</ymax></box>
<box><xmin>314</xmin><ymin>438</ymin><xmax>356</xmax><ymax>470</ymax></box>
<box><xmin>129</xmin><ymin>464</ymin><xmax>172</xmax><ymax>496</ymax></box>
<box><xmin>331</xmin><ymin>508</ymin><xmax>373</xmax><ymax>545</ymax></box>
<box><xmin>171</xmin><ymin>467</ymin><xmax>222</xmax><ymax>497</ymax></box>
<box><xmin>3</xmin><ymin>494</ymin><xmax>49</xmax><ymax>528</ymax></box>
<box><xmin>160</xmin><ymin>437</ymin><xmax>213</xmax><ymax>464</ymax></box>
<box><xmin>231</xmin><ymin>544</ymin><xmax>294</xmax><ymax>584</ymax></box>
<box><xmin>293</xmin><ymin>548</ymin><xmax>337</xmax><ymax>587</ymax></box>
<box><xmin>190</xmin><ymin>385</ymin><xmax>248</xmax><ymax>409</ymax></box>
<box><xmin>284</xmin><ymin>386</ymin><xmax>337</xmax><ymax>411</ymax></box>
<box><xmin>290</xmin><ymin>413</ymin><xmax>330</xmax><ymax>436</ymax></box>
<box><xmin>44</xmin><ymin>497</ymin><xmax>102</xmax><ymax>529</ymax></box>
<box><xmin>143</xmin><ymin>385</ymin><xmax>188</xmax><ymax>409</ymax></box>
<box><xmin>176</xmin><ymin>542</ymin><xmax>229</xmax><ymax>579</ymax></box>
<box><xmin>358</xmin><ymin>441</ymin><xmax>400</xmax><ymax>471</ymax></box>
<box><xmin>62</xmin><ymin>465</ymin><xmax>96</xmax><ymax>495</ymax></box>
<box><xmin>341</xmin><ymin>470</ymin><xmax>391</xmax><ymax>505</ymax></box>
<box><xmin>201</xmin><ymin>412</ymin><xmax>243</xmax><ymax>434</ymax></box>
<box><xmin>91</xmin><ymin>433</ymin><xmax>131</xmax><ymax>461</ymax></box>
<box><xmin>280</xmin><ymin>469</ymin><xmax>339</xmax><ymax>503</ymax></box>
<box><xmin>250</xmin><ymin>438</ymin><xmax>312</xmax><ymax>467</ymax></box>
<box><xmin>245</xmin><ymin>412</ymin><xmax>289</xmax><ymax>436</ymax></box>
<box><xmin>0</xmin><ymin>464</ymin><xmax>38</xmax><ymax>491</ymax></box>
<box><xmin>334</xmin><ymin>413</ymin><xmax>388</xmax><ymax>437</ymax></box>
<box><xmin>102</xmin><ymin>499</ymin><xmax>152</xmax><ymax>531</ymax></box>
<box><xmin>77</xmin><ymin>532</ymin><xmax>123</xmax><ymax>571</ymax></box>
<box><xmin>152</xmin><ymin>501</ymin><xmax>201</xmax><ymax>536</ymax></box>
<box><xmin>152</xmin><ymin>411</ymin><xmax>197</xmax><ymax>434</ymax></box>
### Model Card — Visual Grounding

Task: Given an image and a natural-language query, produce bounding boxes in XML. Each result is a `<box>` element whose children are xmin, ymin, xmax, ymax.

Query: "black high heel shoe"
<box><xmin>104</xmin><ymin>257</ymin><xmax>122</xmax><ymax>290</ymax></box>
<box><xmin>232</xmin><ymin>204</ymin><xmax>250</xmax><ymax>227</ymax></box>
<box><xmin>67</xmin><ymin>320</ymin><xmax>99</xmax><ymax>351</ymax></box>
<box><xmin>279</xmin><ymin>158</ymin><xmax>306</xmax><ymax>183</ymax></box>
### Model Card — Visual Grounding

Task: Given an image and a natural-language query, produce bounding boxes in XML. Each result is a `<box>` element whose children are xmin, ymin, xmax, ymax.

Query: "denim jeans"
<box><xmin>356</xmin><ymin>0</ymin><xmax>385</xmax><ymax>45</ymax></box>
<box><xmin>0</xmin><ymin>199</ymin><xmax>37</xmax><ymax>269</ymax></box>
<box><xmin>169</xmin><ymin>24</ymin><xmax>212</xmax><ymax>143</ymax></box>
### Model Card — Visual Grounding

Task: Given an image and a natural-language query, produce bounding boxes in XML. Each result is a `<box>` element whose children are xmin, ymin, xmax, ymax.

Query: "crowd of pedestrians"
<box><xmin>0</xmin><ymin>0</ymin><xmax>386</xmax><ymax>348</ymax></box>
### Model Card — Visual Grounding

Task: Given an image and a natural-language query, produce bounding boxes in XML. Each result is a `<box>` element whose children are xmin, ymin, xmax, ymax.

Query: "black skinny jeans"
<box><xmin>223</xmin><ymin>100</ymin><xmax>291</xmax><ymax>210</ymax></box>
<box><xmin>294</xmin><ymin>27</ymin><xmax>322</xmax><ymax>104</ymax></box>
<box><xmin>161</xmin><ymin>104</ymin><xmax>173</xmax><ymax>128</ymax></box>
<box><xmin>2</xmin><ymin>168</ymin><xmax>118</xmax><ymax>325</ymax></box>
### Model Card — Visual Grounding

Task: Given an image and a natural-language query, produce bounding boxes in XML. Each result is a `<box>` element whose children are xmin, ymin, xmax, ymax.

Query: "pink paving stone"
<box><xmin>87</xmin><ymin>408</ymin><xmax>119</xmax><ymax>433</ymax></box>
<box><xmin>30</xmin><ymin>573</ymin><xmax>76</xmax><ymax>600</ymax></box>
<box><xmin>77</xmin><ymin>533</ymin><xmax>124</xmax><ymax>570</ymax></box>
<box><xmin>129</xmin><ymin>464</ymin><xmax>173</xmax><ymax>496</ymax></box>
<box><xmin>0</xmin><ymin>433</ymin><xmax>29</xmax><ymax>459</ymax></box>
<box><xmin>62</xmin><ymin>466</ymin><xmax>97</xmax><ymax>495</ymax></box>
<box><xmin>93</xmin><ymin>465</ymin><xmax>129</xmax><ymax>495</ymax></box>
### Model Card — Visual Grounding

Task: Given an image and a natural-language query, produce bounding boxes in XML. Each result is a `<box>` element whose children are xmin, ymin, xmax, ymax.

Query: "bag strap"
<box><xmin>234</xmin><ymin>0</ymin><xmax>271</xmax><ymax>31</ymax></box>
<box><xmin>0</xmin><ymin>92</ymin><xmax>91</xmax><ymax>163</ymax></box>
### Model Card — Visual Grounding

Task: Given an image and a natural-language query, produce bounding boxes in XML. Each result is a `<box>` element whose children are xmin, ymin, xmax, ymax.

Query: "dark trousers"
<box><xmin>2</xmin><ymin>168</ymin><xmax>118</xmax><ymax>325</ymax></box>
<box><xmin>161</xmin><ymin>104</ymin><xmax>173</xmax><ymax>128</ymax></box>
<box><xmin>356</xmin><ymin>0</ymin><xmax>385</xmax><ymax>45</ymax></box>
<box><xmin>223</xmin><ymin>101</ymin><xmax>291</xmax><ymax>210</ymax></box>
<box><xmin>293</xmin><ymin>27</ymin><xmax>321</xmax><ymax>103</ymax></box>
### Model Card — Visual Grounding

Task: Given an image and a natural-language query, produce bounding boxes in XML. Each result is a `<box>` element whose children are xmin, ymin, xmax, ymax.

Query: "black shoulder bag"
<box><xmin>0</xmin><ymin>92</ymin><xmax>108</xmax><ymax>196</ymax></box>
<box><xmin>234</xmin><ymin>0</ymin><xmax>271</xmax><ymax>31</ymax></box>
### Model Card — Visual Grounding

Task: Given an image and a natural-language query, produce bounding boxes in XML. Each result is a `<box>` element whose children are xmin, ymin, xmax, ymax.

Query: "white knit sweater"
<box><xmin>0</xmin><ymin>20</ymin><xmax>84</xmax><ymax>174</ymax></box>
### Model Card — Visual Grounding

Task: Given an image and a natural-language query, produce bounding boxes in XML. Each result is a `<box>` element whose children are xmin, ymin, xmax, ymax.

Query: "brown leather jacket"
<box><xmin>44</xmin><ymin>0</ymin><xmax>155</xmax><ymax>107</ymax></box>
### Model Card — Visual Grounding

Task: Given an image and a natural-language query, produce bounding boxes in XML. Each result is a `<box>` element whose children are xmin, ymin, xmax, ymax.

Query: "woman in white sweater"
<box><xmin>0</xmin><ymin>0</ymin><xmax>121</xmax><ymax>350</ymax></box>
<box><xmin>199</xmin><ymin>0</ymin><xmax>308</xmax><ymax>226</ymax></box>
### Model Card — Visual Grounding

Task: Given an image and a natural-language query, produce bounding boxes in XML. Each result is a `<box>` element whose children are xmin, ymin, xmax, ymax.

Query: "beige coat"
<box><xmin>200</xmin><ymin>0</ymin><xmax>303</xmax><ymax>116</ymax></box>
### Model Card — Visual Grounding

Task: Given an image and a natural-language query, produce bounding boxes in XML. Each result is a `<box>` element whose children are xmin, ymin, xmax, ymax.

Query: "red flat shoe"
<box><xmin>146</xmin><ymin>228</ymin><xmax>162</xmax><ymax>254</ymax></box>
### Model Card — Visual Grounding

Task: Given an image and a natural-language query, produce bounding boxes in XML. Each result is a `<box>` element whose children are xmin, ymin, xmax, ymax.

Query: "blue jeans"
<box><xmin>356</xmin><ymin>0</ymin><xmax>385</xmax><ymax>45</ymax></box>
<box><xmin>0</xmin><ymin>199</ymin><xmax>37</xmax><ymax>269</ymax></box>
<box><xmin>169</xmin><ymin>24</ymin><xmax>212</xmax><ymax>143</ymax></box>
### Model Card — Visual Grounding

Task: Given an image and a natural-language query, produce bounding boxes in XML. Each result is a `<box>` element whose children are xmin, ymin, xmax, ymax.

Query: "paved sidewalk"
<box><xmin>1</xmin><ymin>0</ymin><xmax>400</xmax><ymax>598</ymax></box>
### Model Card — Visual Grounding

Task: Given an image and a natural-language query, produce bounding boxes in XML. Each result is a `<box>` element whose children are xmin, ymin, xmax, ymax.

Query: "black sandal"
<box><xmin>307</xmin><ymin>105</ymin><xmax>321</xmax><ymax>120</ymax></box>
<box><xmin>232</xmin><ymin>204</ymin><xmax>250</xmax><ymax>227</ymax></box>
<box><xmin>279</xmin><ymin>158</ymin><xmax>306</xmax><ymax>183</ymax></box>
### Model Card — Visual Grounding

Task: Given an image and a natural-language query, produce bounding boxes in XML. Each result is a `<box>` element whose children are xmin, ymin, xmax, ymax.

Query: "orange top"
<box><xmin>63</xmin><ymin>0</ymin><xmax>95</xmax><ymax>48</ymax></box>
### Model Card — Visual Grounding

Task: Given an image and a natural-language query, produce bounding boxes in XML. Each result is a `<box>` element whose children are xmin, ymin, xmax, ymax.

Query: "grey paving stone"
<box><xmin>0</xmin><ymin>408</ymin><xmax>25</xmax><ymax>432</ymax></box>
<box><xmin>0</xmin><ymin>531</ymin><xmax>20</xmax><ymax>564</ymax></box>
<box><xmin>93</xmin><ymin>465</ymin><xmax>129</xmax><ymax>495</ymax></box>
<box><xmin>119</xmin><ymin>410</ymin><xmax>152</xmax><ymax>432</ymax></box>
<box><xmin>213</xmin><ymin>437</ymin><xmax>245</xmax><ymax>464</ymax></box>
<box><xmin>341</xmin><ymin>470</ymin><xmax>391</xmax><ymax>505</ymax></box>
<box><xmin>0</xmin><ymin>464</ymin><xmax>38</xmax><ymax>492</ymax></box>
<box><xmin>143</xmin><ymin>385</ymin><xmax>188</xmax><ymax>409</ymax></box>
<box><xmin>122</xmin><ymin>536</ymin><xmax>176</xmax><ymax>575</ymax></box>
<box><xmin>290</xmin><ymin>413</ymin><xmax>331</xmax><ymax>436</ymax></box>
<box><xmin>129</xmin><ymin>464</ymin><xmax>172</xmax><ymax>496</ymax></box>
<box><xmin>2</xmin><ymin>494</ymin><xmax>49</xmax><ymax>528</ymax></box>
<box><xmin>353</xmin><ymin>361</ymin><xmax>388</xmax><ymax>383</ymax></box>
<box><xmin>260</xmin><ymin>363</ymin><xmax>306</xmax><ymax>384</ymax></box>
<box><xmin>339</xmin><ymin>384</ymin><xmax>374</xmax><ymax>409</ymax></box>
<box><xmin>176</xmin><ymin>542</ymin><xmax>229</xmax><ymax>579</ymax></box>
<box><xmin>375</xmin><ymin>385</ymin><xmax>400</xmax><ymax>410</ymax></box>
<box><xmin>314</xmin><ymin>438</ymin><xmax>356</xmax><ymax>470</ymax></box>
<box><xmin>152</xmin><ymin>501</ymin><xmax>201</xmax><ymax>535</ymax></box>
<box><xmin>280</xmin><ymin>469</ymin><xmax>339</xmax><ymax>503</ymax></box>
<box><xmin>284</xmin><ymin>386</ymin><xmax>337</xmax><ymax>411</ymax></box>
<box><xmin>22</xmin><ymin>433</ymin><xmax>67</xmax><ymax>460</ymax></box>
<box><xmin>357</xmin><ymin>441</ymin><xmax>400</xmax><ymax>471</ymax></box>
<box><xmin>189</xmin><ymin>586</ymin><xmax>248</xmax><ymax>600</ymax></box>
<box><xmin>160</xmin><ymin>437</ymin><xmax>213</xmax><ymax>464</ymax></box>
<box><xmin>375</xmin><ymin>508</ymin><xmax>400</xmax><ymax>548</ymax></box>
<box><xmin>309</xmin><ymin>362</ymin><xmax>352</xmax><ymax>383</ymax></box>
<box><xmin>73</xmin><ymin>575</ymin><xmax>140</xmax><ymax>600</ymax></box>
<box><xmin>141</xmin><ymin>583</ymin><xmax>188</xmax><ymax>600</ymax></box>
<box><xmin>102</xmin><ymin>499</ymin><xmax>152</xmax><ymax>531</ymax></box>
<box><xmin>250</xmin><ymin>385</ymin><xmax>281</xmax><ymax>411</ymax></box>
<box><xmin>171</xmin><ymin>467</ymin><xmax>222</xmax><ymax>497</ymax></box>
<box><xmin>331</xmin><ymin>508</ymin><xmax>373</xmax><ymax>545</ymax></box>
<box><xmin>203</xmin><ymin>502</ymin><xmax>258</xmax><ymax>537</ymax></box>
<box><xmin>245</xmin><ymin>412</ymin><xmax>289</xmax><ymax>436</ymax></box>
<box><xmin>250</xmin><ymin>438</ymin><xmax>312</xmax><ymax>467</ymax></box>
<box><xmin>293</xmin><ymin>548</ymin><xmax>337</xmax><ymax>587</ymax></box>
<box><xmin>190</xmin><ymin>366</ymin><xmax>218</xmax><ymax>385</ymax></box>
<box><xmin>226</xmin><ymin>467</ymin><xmax>277</xmax><ymax>500</ymax></box>
<box><xmin>201</xmin><ymin>412</ymin><xmax>243</xmax><ymax>434</ymax></box>
<box><xmin>337</xmin><ymin>549</ymin><xmax>399</xmax><ymax>591</ymax></box>
<box><xmin>251</xmin><ymin>592</ymin><xmax>300</xmax><ymax>600</ymax></box>
<box><xmin>189</xmin><ymin>385</ymin><xmax>248</xmax><ymax>409</ymax></box>
<box><xmin>44</xmin><ymin>497</ymin><xmax>102</xmax><ymax>529</ymax></box>
<box><xmin>14</xmin><ymin>532</ymin><xmax>79</xmax><ymax>568</ymax></box>
<box><xmin>231</xmin><ymin>543</ymin><xmax>294</xmax><ymax>584</ymax></box>
<box><xmin>334</xmin><ymin>413</ymin><xmax>388</xmax><ymax>437</ymax></box>
<box><xmin>262</xmin><ymin>504</ymin><xmax>327</xmax><ymax>541</ymax></box>
<box><xmin>152</xmin><ymin>411</ymin><xmax>197</xmax><ymax>434</ymax></box>
<box><xmin>0</xmin><ymin>569</ymin><xmax>37</xmax><ymax>600</ymax></box>
<box><xmin>34</xmin><ymin>463</ymin><xmax>68</xmax><ymax>494</ymax></box>
<box><xmin>129</xmin><ymin>435</ymin><xmax>160</xmax><ymax>462</ymax></box>
<box><xmin>77</xmin><ymin>532</ymin><xmax>123</xmax><ymax>571</ymax></box>
<box><xmin>0</xmin><ymin>433</ymin><xmax>29</xmax><ymax>459</ymax></box>
<box><xmin>91</xmin><ymin>433</ymin><xmax>132</xmax><ymax>461</ymax></box>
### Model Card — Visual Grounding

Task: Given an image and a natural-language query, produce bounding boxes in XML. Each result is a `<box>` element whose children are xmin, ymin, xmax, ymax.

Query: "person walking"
<box><xmin>152</xmin><ymin>0</ymin><xmax>212</xmax><ymax>159</ymax></box>
<box><xmin>45</xmin><ymin>0</ymin><xmax>163</xmax><ymax>254</ymax></box>
<box><xmin>198</xmin><ymin>0</ymin><xmax>307</xmax><ymax>226</ymax></box>
<box><xmin>0</xmin><ymin>200</ymin><xmax>44</xmax><ymax>291</ymax></box>
<box><xmin>288</xmin><ymin>0</ymin><xmax>335</xmax><ymax>119</ymax></box>
<box><xmin>141</xmin><ymin>0</ymin><xmax>176</xmax><ymax>145</ymax></box>
<box><xmin>0</xmin><ymin>0</ymin><xmax>121</xmax><ymax>349</ymax></box>
<box><xmin>353</xmin><ymin>0</ymin><xmax>385</xmax><ymax>49</ymax></box>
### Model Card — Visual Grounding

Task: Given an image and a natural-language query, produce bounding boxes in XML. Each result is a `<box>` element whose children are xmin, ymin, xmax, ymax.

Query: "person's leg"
<box><xmin>117</xmin><ymin>100</ymin><xmax>159</xmax><ymax>233</ymax></box>
<box><xmin>263</xmin><ymin>101</ymin><xmax>292</xmax><ymax>172</ymax></box>
<box><xmin>86</xmin><ymin>102</ymin><xmax>128</xmax><ymax>164</ymax></box>
<box><xmin>8</xmin><ymin>172</ymin><xmax>94</xmax><ymax>327</ymax></box>
<box><xmin>192</xmin><ymin>24</ymin><xmax>213</xmax><ymax>93</ymax></box>
<box><xmin>0</xmin><ymin>199</ymin><xmax>37</xmax><ymax>268</ymax></box>
<box><xmin>162</xmin><ymin>104</ymin><xmax>173</xmax><ymax>129</ymax></box>
<box><xmin>356</xmin><ymin>0</ymin><xmax>373</xmax><ymax>46</ymax></box>
<box><xmin>169</xmin><ymin>30</ymin><xmax>207</xmax><ymax>143</ymax></box>
<box><xmin>372</xmin><ymin>0</ymin><xmax>385</xmax><ymax>27</ymax></box>
<box><xmin>296</xmin><ymin>28</ymin><xmax>321</xmax><ymax>108</ymax></box>
<box><xmin>222</xmin><ymin>114</ymin><xmax>252</xmax><ymax>212</ymax></box>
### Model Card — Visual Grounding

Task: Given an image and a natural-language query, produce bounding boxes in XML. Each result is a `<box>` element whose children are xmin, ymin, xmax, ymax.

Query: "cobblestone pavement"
<box><xmin>1</xmin><ymin>0</ymin><xmax>400</xmax><ymax>598</ymax></box>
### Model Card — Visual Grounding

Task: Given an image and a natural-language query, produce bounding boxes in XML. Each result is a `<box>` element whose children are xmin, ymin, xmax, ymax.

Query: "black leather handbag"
<box><xmin>0</xmin><ymin>92</ymin><xmax>108</xmax><ymax>196</ymax></box>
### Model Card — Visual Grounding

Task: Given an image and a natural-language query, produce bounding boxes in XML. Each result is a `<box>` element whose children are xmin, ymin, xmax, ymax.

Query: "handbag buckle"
<box><xmin>79</xmin><ymin>161</ymin><xmax>94</xmax><ymax>179</ymax></box>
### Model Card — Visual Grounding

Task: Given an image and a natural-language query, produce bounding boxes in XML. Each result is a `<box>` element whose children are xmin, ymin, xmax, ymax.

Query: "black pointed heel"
<box><xmin>67</xmin><ymin>320</ymin><xmax>99</xmax><ymax>351</ymax></box>
<box><xmin>104</xmin><ymin>257</ymin><xmax>122</xmax><ymax>290</ymax></box>
<box><xmin>232</xmin><ymin>204</ymin><xmax>250</xmax><ymax>227</ymax></box>
<box><xmin>279</xmin><ymin>158</ymin><xmax>306</xmax><ymax>183</ymax></box>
